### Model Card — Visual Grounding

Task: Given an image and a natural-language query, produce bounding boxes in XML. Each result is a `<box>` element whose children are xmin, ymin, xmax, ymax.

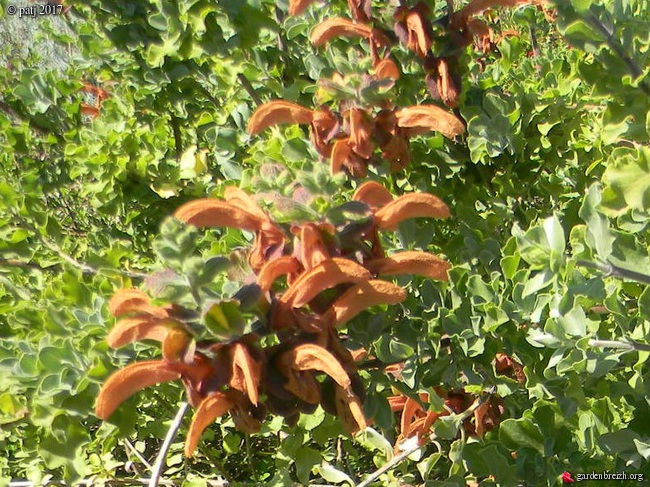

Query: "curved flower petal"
<box><xmin>451</xmin><ymin>0</ymin><xmax>547</xmax><ymax>29</ymax></box>
<box><xmin>106</xmin><ymin>316</ymin><xmax>171</xmax><ymax>348</ymax></box>
<box><xmin>258</xmin><ymin>256</ymin><xmax>302</xmax><ymax>293</ymax></box>
<box><xmin>365</xmin><ymin>251</ymin><xmax>450</xmax><ymax>280</ymax></box>
<box><xmin>395</xmin><ymin>105</ymin><xmax>465</xmax><ymax>138</ymax></box>
<box><xmin>224</xmin><ymin>186</ymin><xmax>269</xmax><ymax>221</ymax></box>
<box><xmin>229</xmin><ymin>342</ymin><xmax>262</xmax><ymax>405</ymax></box>
<box><xmin>311</xmin><ymin>17</ymin><xmax>374</xmax><ymax>47</ymax></box>
<box><xmin>374</xmin><ymin>58</ymin><xmax>401</xmax><ymax>80</ymax></box>
<box><xmin>248</xmin><ymin>100</ymin><xmax>314</xmax><ymax>135</ymax></box>
<box><xmin>374</xmin><ymin>193</ymin><xmax>450</xmax><ymax>231</ymax></box>
<box><xmin>278</xmin><ymin>343</ymin><xmax>352</xmax><ymax>390</ymax></box>
<box><xmin>95</xmin><ymin>361</ymin><xmax>180</xmax><ymax>420</ymax></box>
<box><xmin>335</xmin><ymin>384</ymin><xmax>367</xmax><ymax>433</ymax></box>
<box><xmin>109</xmin><ymin>289</ymin><xmax>165</xmax><ymax>318</ymax></box>
<box><xmin>330</xmin><ymin>138</ymin><xmax>352</xmax><ymax>174</ymax></box>
<box><xmin>405</xmin><ymin>9</ymin><xmax>432</xmax><ymax>57</ymax></box>
<box><xmin>297</xmin><ymin>223</ymin><xmax>331</xmax><ymax>270</ymax></box>
<box><xmin>289</xmin><ymin>0</ymin><xmax>315</xmax><ymax>16</ymax></box>
<box><xmin>348</xmin><ymin>108</ymin><xmax>374</xmax><ymax>159</ymax></box>
<box><xmin>353</xmin><ymin>181</ymin><xmax>394</xmax><ymax>209</ymax></box>
<box><xmin>174</xmin><ymin>199</ymin><xmax>262</xmax><ymax>231</ymax></box>
<box><xmin>325</xmin><ymin>280</ymin><xmax>407</xmax><ymax>326</ymax></box>
<box><xmin>185</xmin><ymin>391</ymin><xmax>235</xmax><ymax>457</ymax></box>
<box><xmin>162</xmin><ymin>326</ymin><xmax>195</xmax><ymax>363</ymax></box>
<box><xmin>281</xmin><ymin>257</ymin><xmax>372</xmax><ymax>308</ymax></box>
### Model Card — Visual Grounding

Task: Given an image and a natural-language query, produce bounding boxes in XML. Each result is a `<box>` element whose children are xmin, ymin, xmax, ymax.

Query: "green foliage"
<box><xmin>1</xmin><ymin>0</ymin><xmax>649</xmax><ymax>485</ymax></box>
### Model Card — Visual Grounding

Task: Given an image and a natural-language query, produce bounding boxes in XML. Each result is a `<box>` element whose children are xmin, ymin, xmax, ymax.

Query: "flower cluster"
<box><xmin>96</xmin><ymin>182</ymin><xmax>451</xmax><ymax>456</ymax></box>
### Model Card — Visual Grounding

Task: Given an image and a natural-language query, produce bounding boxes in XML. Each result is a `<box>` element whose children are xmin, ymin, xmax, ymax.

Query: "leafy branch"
<box><xmin>577</xmin><ymin>259</ymin><xmax>650</xmax><ymax>286</ymax></box>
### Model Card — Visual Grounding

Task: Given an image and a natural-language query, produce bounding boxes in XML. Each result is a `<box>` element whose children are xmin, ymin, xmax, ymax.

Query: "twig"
<box><xmin>355</xmin><ymin>438</ymin><xmax>423</xmax><ymax>487</ymax></box>
<box><xmin>170</xmin><ymin>115</ymin><xmax>183</xmax><ymax>161</ymax></box>
<box><xmin>355</xmin><ymin>391</ymin><xmax>491</xmax><ymax>487</ymax></box>
<box><xmin>237</xmin><ymin>73</ymin><xmax>262</xmax><ymax>106</ymax></box>
<box><xmin>589</xmin><ymin>339</ymin><xmax>650</xmax><ymax>352</ymax></box>
<box><xmin>585</xmin><ymin>12</ymin><xmax>650</xmax><ymax>97</ymax></box>
<box><xmin>7</xmin><ymin>479</ymin><xmax>228</xmax><ymax>486</ymax></box>
<box><xmin>577</xmin><ymin>259</ymin><xmax>650</xmax><ymax>286</ymax></box>
<box><xmin>149</xmin><ymin>402</ymin><xmax>189</xmax><ymax>487</ymax></box>
<box><xmin>123</xmin><ymin>438</ymin><xmax>154</xmax><ymax>472</ymax></box>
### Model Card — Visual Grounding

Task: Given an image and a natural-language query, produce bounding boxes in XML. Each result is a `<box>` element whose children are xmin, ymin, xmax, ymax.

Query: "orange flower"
<box><xmin>394</xmin><ymin>2</ymin><xmax>433</xmax><ymax>58</ymax></box>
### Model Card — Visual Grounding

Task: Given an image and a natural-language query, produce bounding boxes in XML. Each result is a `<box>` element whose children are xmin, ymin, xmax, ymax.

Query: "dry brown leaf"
<box><xmin>95</xmin><ymin>361</ymin><xmax>180</xmax><ymax>420</ymax></box>
<box><xmin>374</xmin><ymin>193</ymin><xmax>450</xmax><ymax>231</ymax></box>
<box><xmin>281</xmin><ymin>257</ymin><xmax>372</xmax><ymax>308</ymax></box>
<box><xmin>310</xmin><ymin>17</ymin><xmax>374</xmax><ymax>47</ymax></box>
<box><xmin>106</xmin><ymin>316</ymin><xmax>170</xmax><ymax>348</ymax></box>
<box><xmin>353</xmin><ymin>181</ymin><xmax>394</xmax><ymax>209</ymax></box>
<box><xmin>185</xmin><ymin>392</ymin><xmax>235</xmax><ymax>457</ymax></box>
<box><xmin>365</xmin><ymin>251</ymin><xmax>450</xmax><ymax>280</ymax></box>
<box><xmin>324</xmin><ymin>280</ymin><xmax>407</xmax><ymax>326</ymax></box>
<box><xmin>395</xmin><ymin>105</ymin><xmax>465</xmax><ymax>138</ymax></box>
<box><xmin>248</xmin><ymin>100</ymin><xmax>314</xmax><ymax>135</ymax></box>
<box><xmin>257</xmin><ymin>256</ymin><xmax>302</xmax><ymax>293</ymax></box>
<box><xmin>278</xmin><ymin>343</ymin><xmax>352</xmax><ymax>390</ymax></box>
<box><xmin>174</xmin><ymin>199</ymin><xmax>262</xmax><ymax>231</ymax></box>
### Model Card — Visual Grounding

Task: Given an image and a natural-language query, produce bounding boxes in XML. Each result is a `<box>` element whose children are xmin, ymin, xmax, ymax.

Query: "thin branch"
<box><xmin>577</xmin><ymin>259</ymin><xmax>650</xmax><ymax>286</ymax></box>
<box><xmin>149</xmin><ymin>402</ymin><xmax>189</xmax><ymax>487</ymax></box>
<box><xmin>8</xmin><ymin>479</ymin><xmax>228</xmax><ymax>486</ymax></box>
<box><xmin>589</xmin><ymin>339</ymin><xmax>650</xmax><ymax>352</ymax></box>
<box><xmin>585</xmin><ymin>12</ymin><xmax>650</xmax><ymax>97</ymax></box>
<box><xmin>123</xmin><ymin>438</ymin><xmax>154</xmax><ymax>472</ymax></box>
<box><xmin>237</xmin><ymin>73</ymin><xmax>262</xmax><ymax>106</ymax></box>
<box><xmin>355</xmin><ymin>438</ymin><xmax>423</xmax><ymax>487</ymax></box>
<box><xmin>355</xmin><ymin>392</ymin><xmax>491</xmax><ymax>487</ymax></box>
<box><xmin>170</xmin><ymin>115</ymin><xmax>183</xmax><ymax>161</ymax></box>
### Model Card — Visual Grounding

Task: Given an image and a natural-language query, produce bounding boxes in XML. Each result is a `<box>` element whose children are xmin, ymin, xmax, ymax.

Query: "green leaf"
<box><xmin>579</xmin><ymin>183</ymin><xmax>614</xmax><ymax>258</ymax></box>
<box><xmin>203</xmin><ymin>300</ymin><xmax>245</xmax><ymax>339</ymax></box>
<box><xmin>295</xmin><ymin>446</ymin><xmax>321</xmax><ymax>484</ymax></box>
<box><xmin>314</xmin><ymin>462</ymin><xmax>354</xmax><ymax>486</ymax></box>
<box><xmin>499</xmin><ymin>417</ymin><xmax>545</xmax><ymax>454</ymax></box>
<box><xmin>602</xmin><ymin>147</ymin><xmax>650</xmax><ymax>215</ymax></box>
